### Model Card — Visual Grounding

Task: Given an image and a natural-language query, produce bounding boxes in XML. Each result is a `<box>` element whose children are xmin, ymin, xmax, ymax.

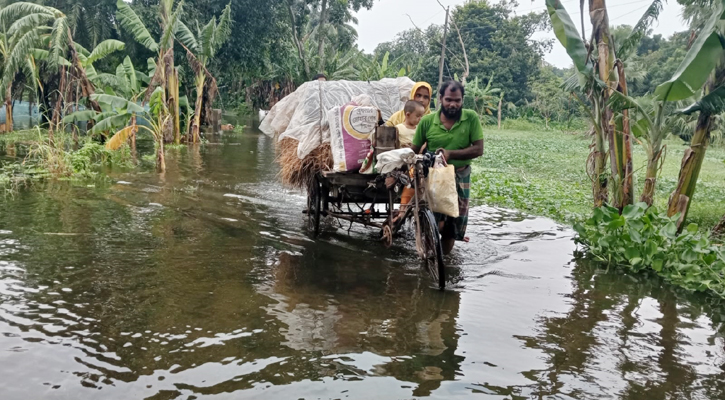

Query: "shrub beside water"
<box><xmin>575</xmin><ymin>203</ymin><xmax>725</xmax><ymax>297</ymax></box>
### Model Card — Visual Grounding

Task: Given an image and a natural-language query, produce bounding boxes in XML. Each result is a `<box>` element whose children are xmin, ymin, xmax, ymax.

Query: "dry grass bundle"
<box><xmin>276</xmin><ymin>137</ymin><xmax>332</xmax><ymax>189</ymax></box>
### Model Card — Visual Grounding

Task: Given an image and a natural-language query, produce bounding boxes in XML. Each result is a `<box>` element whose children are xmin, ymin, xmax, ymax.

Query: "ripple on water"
<box><xmin>1</xmin><ymin>129</ymin><xmax>725</xmax><ymax>399</ymax></box>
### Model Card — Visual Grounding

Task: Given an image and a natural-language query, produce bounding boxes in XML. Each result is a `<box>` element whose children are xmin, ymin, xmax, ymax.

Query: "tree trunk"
<box><xmin>437</xmin><ymin>7</ymin><xmax>450</xmax><ymax>94</ymax></box>
<box><xmin>50</xmin><ymin>66</ymin><xmax>68</xmax><ymax>141</ymax></box>
<box><xmin>130</xmin><ymin>113</ymin><xmax>137</xmax><ymax>159</ymax></box>
<box><xmin>666</xmin><ymin>112</ymin><xmax>711</xmax><ymax>225</ymax></box>
<box><xmin>157</xmin><ymin>138</ymin><xmax>166</xmax><ymax>172</ymax></box>
<box><xmin>317</xmin><ymin>0</ymin><xmax>329</xmax><ymax>74</ymax></box>
<box><xmin>713</xmin><ymin>213</ymin><xmax>725</xmax><ymax>237</ymax></box>
<box><xmin>497</xmin><ymin>96</ymin><xmax>502</xmax><ymax>130</ymax></box>
<box><xmin>640</xmin><ymin>148</ymin><xmax>662</xmax><ymax>206</ymax></box>
<box><xmin>4</xmin><ymin>86</ymin><xmax>12</xmax><ymax>133</ymax></box>
<box><xmin>615</xmin><ymin>60</ymin><xmax>634</xmax><ymax>208</ymax></box>
<box><xmin>288</xmin><ymin>0</ymin><xmax>310</xmax><ymax>79</ymax></box>
<box><xmin>166</xmin><ymin>51</ymin><xmax>181</xmax><ymax>144</ymax></box>
<box><xmin>666</xmin><ymin>68</ymin><xmax>725</xmax><ymax>228</ymax></box>
<box><xmin>590</xmin><ymin>0</ymin><xmax>616</xmax><ymax>208</ymax></box>
<box><xmin>191</xmin><ymin>73</ymin><xmax>205</xmax><ymax>143</ymax></box>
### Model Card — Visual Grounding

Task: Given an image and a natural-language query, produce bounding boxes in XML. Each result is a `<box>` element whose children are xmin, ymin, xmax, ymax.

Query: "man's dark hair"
<box><xmin>313</xmin><ymin>73</ymin><xmax>327</xmax><ymax>81</ymax></box>
<box><xmin>439</xmin><ymin>80</ymin><xmax>465</xmax><ymax>98</ymax></box>
<box><xmin>404</xmin><ymin>100</ymin><xmax>425</xmax><ymax>114</ymax></box>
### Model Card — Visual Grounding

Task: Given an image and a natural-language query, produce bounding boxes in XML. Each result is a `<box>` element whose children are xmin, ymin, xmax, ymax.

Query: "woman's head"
<box><xmin>410</xmin><ymin>82</ymin><xmax>432</xmax><ymax>110</ymax></box>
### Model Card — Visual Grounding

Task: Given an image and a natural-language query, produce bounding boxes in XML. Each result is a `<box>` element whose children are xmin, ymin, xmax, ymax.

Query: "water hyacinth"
<box><xmin>575</xmin><ymin>202</ymin><xmax>725</xmax><ymax>297</ymax></box>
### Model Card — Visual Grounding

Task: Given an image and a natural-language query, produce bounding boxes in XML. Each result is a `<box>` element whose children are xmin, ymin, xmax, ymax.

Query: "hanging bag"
<box><xmin>426</xmin><ymin>154</ymin><xmax>459</xmax><ymax>218</ymax></box>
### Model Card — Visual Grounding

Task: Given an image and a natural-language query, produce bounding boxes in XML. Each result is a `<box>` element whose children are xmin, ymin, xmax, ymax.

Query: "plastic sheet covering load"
<box><xmin>259</xmin><ymin>78</ymin><xmax>415</xmax><ymax>159</ymax></box>
<box><xmin>328</xmin><ymin>103</ymin><xmax>377</xmax><ymax>172</ymax></box>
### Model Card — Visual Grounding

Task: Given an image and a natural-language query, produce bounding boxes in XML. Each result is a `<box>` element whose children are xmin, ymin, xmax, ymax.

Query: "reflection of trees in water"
<box><xmin>254</xmin><ymin>247</ymin><xmax>464</xmax><ymax>396</ymax></box>
<box><xmin>516</xmin><ymin>260</ymin><xmax>725</xmax><ymax>399</ymax></box>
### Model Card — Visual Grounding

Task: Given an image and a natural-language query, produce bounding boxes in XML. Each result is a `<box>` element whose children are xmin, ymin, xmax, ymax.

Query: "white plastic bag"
<box><xmin>376</xmin><ymin>148</ymin><xmax>415</xmax><ymax>174</ymax></box>
<box><xmin>426</xmin><ymin>156</ymin><xmax>459</xmax><ymax>218</ymax></box>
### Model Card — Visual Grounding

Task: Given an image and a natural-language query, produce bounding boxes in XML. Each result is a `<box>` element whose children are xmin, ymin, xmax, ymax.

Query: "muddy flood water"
<box><xmin>1</xmin><ymin>122</ymin><xmax>725</xmax><ymax>400</ymax></box>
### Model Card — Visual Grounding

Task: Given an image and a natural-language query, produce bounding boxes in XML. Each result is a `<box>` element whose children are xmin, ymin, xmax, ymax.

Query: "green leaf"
<box><xmin>644</xmin><ymin>240</ymin><xmax>658</xmax><ymax>258</ymax></box>
<box><xmin>160</xmin><ymin>0</ymin><xmax>184</xmax><ymax>51</ymax></box>
<box><xmin>122</xmin><ymin>56</ymin><xmax>140</xmax><ymax>94</ymax></box>
<box><xmin>682</xmin><ymin>249</ymin><xmax>699</xmax><ymax>263</ymax></box>
<box><xmin>629</xmin><ymin>227</ymin><xmax>643</xmax><ymax>243</ymax></box>
<box><xmin>631</xmin><ymin>257</ymin><xmax>643</xmax><ymax>266</ymax></box>
<box><xmin>89</xmin><ymin>114</ymin><xmax>131</xmax><ymax>135</ymax></box>
<box><xmin>680</xmin><ymin>85</ymin><xmax>725</xmax><ymax>115</ymax></box>
<box><xmin>686</xmin><ymin>223</ymin><xmax>699</xmax><ymax>234</ymax></box>
<box><xmin>90</xmin><ymin>94</ymin><xmax>144</xmax><ymax>113</ymax></box>
<box><xmin>662</xmin><ymin>222</ymin><xmax>678</xmax><ymax>239</ymax></box>
<box><xmin>175</xmin><ymin>20</ymin><xmax>198</xmax><ymax>52</ymax></box>
<box><xmin>617</xmin><ymin>0</ymin><xmax>664</xmax><ymax>62</ymax></box>
<box><xmin>116</xmin><ymin>0</ymin><xmax>158</xmax><ymax>52</ymax></box>
<box><xmin>654</xmin><ymin>4</ymin><xmax>725</xmax><ymax>101</ymax></box>
<box><xmin>607</xmin><ymin>216</ymin><xmax>626</xmax><ymax>229</ymax></box>
<box><xmin>546</xmin><ymin>0</ymin><xmax>591</xmax><ymax>75</ymax></box>
<box><xmin>652</xmin><ymin>259</ymin><xmax>664</xmax><ymax>272</ymax></box>
<box><xmin>62</xmin><ymin>110</ymin><xmax>97</xmax><ymax>123</ymax></box>
<box><xmin>86</xmin><ymin>39</ymin><xmax>125</xmax><ymax>65</ymax></box>
<box><xmin>625</xmin><ymin>247</ymin><xmax>641</xmax><ymax>260</ymax></box>
<box><xmin>622</xmin><ymin>203</ymin><xmax>645</xmax><ymax>220</ymax></box>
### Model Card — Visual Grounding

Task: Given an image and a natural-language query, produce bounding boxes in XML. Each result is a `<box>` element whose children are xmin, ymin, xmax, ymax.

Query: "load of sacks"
<box><xmin>259</xmin><ymin>78</ymin><xmax>414</xmax><ymax>188</ymax></box>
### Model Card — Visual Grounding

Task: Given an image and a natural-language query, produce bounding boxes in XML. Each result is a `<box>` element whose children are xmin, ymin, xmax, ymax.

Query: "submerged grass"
<box><xmin>0</xmin><ymin>128</ymin><xmax>135</xmax><ymax>190</ymax></box>
<box><xmin>471</xmin><ymin>129</ymin><xmax>725</xmax><ymax>229</ymax></box>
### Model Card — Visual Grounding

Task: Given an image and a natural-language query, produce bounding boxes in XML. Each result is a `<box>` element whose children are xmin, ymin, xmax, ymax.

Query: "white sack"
<box><xmin>376</xmin><ymin>148</ymin><xmax>415</xmax><ymax>174</ymax></box>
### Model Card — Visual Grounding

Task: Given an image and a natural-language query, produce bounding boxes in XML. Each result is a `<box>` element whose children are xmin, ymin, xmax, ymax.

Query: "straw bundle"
<box><xmin>276</xmin><ymin>137</ymin><xmax>333</xmax><ymax>189</ymax></box>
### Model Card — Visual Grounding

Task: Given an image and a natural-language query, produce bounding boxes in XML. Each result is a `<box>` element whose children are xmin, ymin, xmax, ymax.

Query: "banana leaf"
<box><xmin>546</xmin><ymin>0</ymin><xmax>591</xmax><ymax>75</ymax></box>
<box><xmin>655</xmin><ymin>4</ymin><xmax>725</xmax><ymax>101</ymax></box>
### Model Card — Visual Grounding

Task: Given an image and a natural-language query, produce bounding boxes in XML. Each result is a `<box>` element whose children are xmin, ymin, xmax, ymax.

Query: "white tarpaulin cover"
<box><xmin>259</xmin><ymin>78</ymin><xmax>415</xmax><ymax>159</ymax></box>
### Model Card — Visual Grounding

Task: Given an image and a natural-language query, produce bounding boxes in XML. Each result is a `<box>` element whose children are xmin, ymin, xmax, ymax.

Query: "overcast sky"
<box><xmin>356</xmin><ymin>0</ymin><xmax>687</xmax><ymax>69</ymax></box>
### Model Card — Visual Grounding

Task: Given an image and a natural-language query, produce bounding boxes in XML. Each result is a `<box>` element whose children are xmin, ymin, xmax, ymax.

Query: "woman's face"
<box><xmin>413</xmin><ymin>87</ymin><xmax>431</xmax><ymax>109</ymax></box>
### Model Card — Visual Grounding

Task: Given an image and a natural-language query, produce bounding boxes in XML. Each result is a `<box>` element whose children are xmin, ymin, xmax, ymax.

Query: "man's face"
<box><xmin>413</xmin><ymin>87</ymin><xmax>431</xmax><ymax>109</ymax></box>
<box><xmin>440</xmin><ymin>88</ymin><xmax>463</xmax><ymax>120</ymax></box>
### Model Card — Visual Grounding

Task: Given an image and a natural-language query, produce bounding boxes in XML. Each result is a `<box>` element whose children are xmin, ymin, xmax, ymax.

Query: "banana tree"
<box><xmin>0</xmin><ymin>2</ymin><xmax>57</xmax><ymax>132</ymax></box>
<box><xmin>116</xmin><ymin>0</ymin><xmax>183</xmax><ymax>144</ymax></box>
<box><xmin>654</xmin><ymin>1</ymin><xmax>725</xmax><ymax>227</ymax></box>
<box><xmin>547</xmin><ymin>0</ymin><xmax>607</xmax><ymax>206</ymax></box>
<box><xmin>176</xmin><ymin>3</ymin><xmax>231</xmax><ymax>143</ymax></box>
<box><xmin>547</xmin><ymin>0</ymin><xmax>663</xmax><ymax>209</ymax></box>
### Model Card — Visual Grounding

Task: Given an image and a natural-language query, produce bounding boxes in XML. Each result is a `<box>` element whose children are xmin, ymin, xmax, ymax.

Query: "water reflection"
<box><xmin>0</xmin><ymin>122</ymin><xmax>725</xmax><ymax>399</ymax></box>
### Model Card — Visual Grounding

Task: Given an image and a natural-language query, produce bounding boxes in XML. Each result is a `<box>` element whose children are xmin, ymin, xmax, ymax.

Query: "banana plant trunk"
<box><xmin>640</xmin><ymin>147</ymin><xmax>662</xmax><ymax>206</ymax></box>
<box><xmin>157</xmin><ymin>138</ymin><xmax>166</xmax><ymax>173</ymax></box>
<box><xmin>4</xmin><ymin>86</ymin><xmax>12</xmax><ymax>133</ymax></box>
<box><xmin>590</xmin><ymin>0</ymin><xmax>617</xmax><ymax>208</ymax></box>
<box><xmin>614</xmin><ymin>60</ymin><xmax>634</xmax><ymax>208</ymax></box>
<box><xmin>130</xmin><ymin>113</ymin><xmax>137</xmax><ymax>158</ymax></box>
<box><xmin>191</xmin><ymin>72</ymin><xmax>205</xmax><ymax>143</ymax></box>
<box><xmin>167</xmin><ymin>55</ymin><xmax>181</xmax><ymax>144</ymax></box>
<box><xmin>666</xmin><ymin>111</ymin><xmax>711</xmax><ymax>226</ymax></box>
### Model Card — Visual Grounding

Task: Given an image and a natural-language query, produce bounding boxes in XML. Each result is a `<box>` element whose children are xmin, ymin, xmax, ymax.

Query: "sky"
<box><xmin>356</xmin><ymin>0</ymin><xmax>687</xmax><ymax>69</ymax></box>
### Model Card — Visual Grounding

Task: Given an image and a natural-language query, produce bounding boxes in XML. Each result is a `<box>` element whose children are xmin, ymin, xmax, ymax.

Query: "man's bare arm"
<box><xmin>439</xmin><ymin>140</ymin><xmax>483</xmax><ymax>161</ymax></box>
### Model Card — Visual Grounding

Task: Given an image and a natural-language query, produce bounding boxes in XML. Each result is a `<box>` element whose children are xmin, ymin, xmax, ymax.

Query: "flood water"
<box><xmin>1</xmin><ymin>122</ymin><xmax>725</xmax><ymax>399</ymax></box>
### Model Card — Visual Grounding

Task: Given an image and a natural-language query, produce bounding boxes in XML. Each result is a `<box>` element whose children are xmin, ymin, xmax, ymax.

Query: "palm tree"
<box><xmin>116</xmin><ymin>0</ymin><xmax>184</xmax><ymax>144</ymax></box>
<box><xmin>176</xmin><ymin>3</ymin><xmax>231</xmax><ymax>143</ymax></box>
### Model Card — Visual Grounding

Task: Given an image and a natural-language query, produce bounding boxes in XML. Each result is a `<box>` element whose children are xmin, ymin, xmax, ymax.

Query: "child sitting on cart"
<box><xmin>393</xmin><ymin>100</ymin><xmax>426</xmax><ymax>221</ymax></box>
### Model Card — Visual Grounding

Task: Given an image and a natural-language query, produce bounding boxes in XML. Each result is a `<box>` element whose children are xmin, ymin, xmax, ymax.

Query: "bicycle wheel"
<box><xmin>307</xmin><ymin>176</ymin><xmax>321</xmax><ymax>237</ymax></box>
<box><xmin>415</xmin><ymin>208</ymin><xmax>445</xmax><ymax>290</ymax></box>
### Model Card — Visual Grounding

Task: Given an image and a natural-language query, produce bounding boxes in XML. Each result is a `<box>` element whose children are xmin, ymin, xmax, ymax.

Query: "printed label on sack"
<box><xmin>343</xmin><ymin>107</ymin><xmax>377</xmax><ymax>140</ymax></box>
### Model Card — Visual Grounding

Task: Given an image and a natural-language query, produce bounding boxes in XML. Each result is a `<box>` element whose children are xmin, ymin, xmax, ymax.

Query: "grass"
<box><xmin>471</xmin><ymin>129</ymin><xmax>725</xmax><ymax>229</ymax></box>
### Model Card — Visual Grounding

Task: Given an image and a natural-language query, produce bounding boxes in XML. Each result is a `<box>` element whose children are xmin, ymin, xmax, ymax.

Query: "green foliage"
<box><xmin>115</xmin><ymin>0</ymin><xmax>158</xmax><ymax>52</ymax></box>
<box><xmin>655</xmin><ymin>2</ymin><xmax>725</xmax><ymax>101</ymax></box>
<box><xmin>575</xmin><ymin>203</ymin><xmax>725</xmax><ymax>297</ymax></box>
<box><xmin>470</xmin><ymin>129</ymin><xmax>725</xmax><ymax>228</ymax></box>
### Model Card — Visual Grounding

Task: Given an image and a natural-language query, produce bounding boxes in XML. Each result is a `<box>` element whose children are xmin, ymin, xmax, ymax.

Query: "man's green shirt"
<box><xmin>412</xmin><ymin>109</ymin><xmax>484</xmax><ymax>169</ymax></box>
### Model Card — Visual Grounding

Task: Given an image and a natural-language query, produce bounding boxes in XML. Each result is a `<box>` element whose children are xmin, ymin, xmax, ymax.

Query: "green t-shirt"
<box><xmin>412</xmin><ymin>109</ymin><xmax>484</xmax><ymax>168</ymax></box>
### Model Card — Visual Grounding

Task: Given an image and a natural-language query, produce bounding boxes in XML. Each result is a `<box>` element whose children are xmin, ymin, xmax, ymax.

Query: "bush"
<box><xmin>575</xmin><ymin>203</ymin><xmax>725</xmax><ymax>297</ymax></box>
